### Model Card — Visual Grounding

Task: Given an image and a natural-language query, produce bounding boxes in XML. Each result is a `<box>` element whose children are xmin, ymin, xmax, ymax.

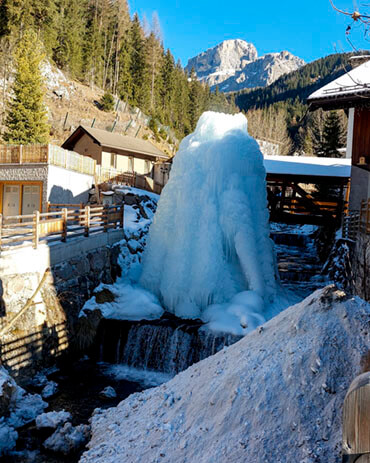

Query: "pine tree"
<box><xmin>321</xmin><ymin>110</ymin><xmax>346</xmax><ymax>157</ymax></box>
<box><xmin>4</xmin><ymin>0</ymin><xmax>58</xmax><ymax>55</ymax></box>
<box><xmin>129</xmin><ymin>14</ymin><xmax>150</xmax><ymax>109</ymax></box>
<box><xmin>4</xmin><ymin>30</ymin><xmax>50</xmax><ymax>144</ymax></box>
<box><xmin>53</xmin><ymin>0</ymin><xmax>87</xmax><ymax>79</ymax></box>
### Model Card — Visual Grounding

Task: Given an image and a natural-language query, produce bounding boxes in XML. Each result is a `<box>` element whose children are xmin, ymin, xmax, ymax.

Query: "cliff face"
<box><xmin>186</xmin><ymin>39</ymin><xmax>305</xmax><ymax>91</ymax></box>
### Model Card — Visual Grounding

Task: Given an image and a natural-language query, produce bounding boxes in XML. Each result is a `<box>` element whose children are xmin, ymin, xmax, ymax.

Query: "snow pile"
<box><xmin>0</xmin><ymin>367</ymin><xmax>47</xmax><ymax>456</ymax></box>
<box><xmin>81</xmin><ymin>283</ymin><xmax>163</xmax><ymax>321</ymax></box>
<box><xmin>36</xmin><ymin>410</ymin><xmax>72</xmax><ymax>430</ymax></box>
<box><xmin>140</xmin><ymin>111</ymin><xmax>279</xmax><ymax>333</ymax></box>
<box><xmin>41</xmin><ymin>380</ymin><xmax>58</xmax><ymax>398</ymax></box>
<box><xmin>81</xmin><ymin>286</ymin><xmax>370</xmax><ymax>463</ymax></box>
<box><xmin>99</xmin><ymin>386</ymin><xmax>117</xmax><ymax>399</ymax></box>
<box><xmin>79</xmin><ymin>188</ymin><xmax>164</xmax><ymax>322</ymax></box>
<box><xmin>44</xmin><ymin>422</ymin><xmax>90</xmax><ymax>455</ymax></box>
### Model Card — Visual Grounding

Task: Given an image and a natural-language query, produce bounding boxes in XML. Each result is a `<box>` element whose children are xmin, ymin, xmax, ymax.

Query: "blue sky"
<box><xmin>128</xmin><ymin>0</ymin><xmax>369</xmax><ymax>66</ymax></box>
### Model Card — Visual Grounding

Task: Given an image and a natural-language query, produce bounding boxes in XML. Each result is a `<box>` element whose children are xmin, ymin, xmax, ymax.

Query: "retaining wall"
<box><xmin>0</xmin><ymin>231</ymin><xmax>125</xmax><ymax>377</ymax></box>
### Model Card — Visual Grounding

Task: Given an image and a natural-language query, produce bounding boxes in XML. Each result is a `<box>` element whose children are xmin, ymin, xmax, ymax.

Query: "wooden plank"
<box><xmin>38</xmin><ymin>219</ymin><xmax>64</xmax><ymax>237</ymax></box>
<box><xmin>343</xmin><ymin>372</ymin><xmax>370</xmax><ymax>457</ymax></box>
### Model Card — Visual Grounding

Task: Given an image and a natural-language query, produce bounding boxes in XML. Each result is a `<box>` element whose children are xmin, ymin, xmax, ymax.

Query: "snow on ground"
<box><xmin>81</xmin><ymin>283</ymin><xmax>164</xmax><ymax>321</ymax></box>
<box><xmin>100</xmin><ymin>364</ymin><xmax>173</xmax><ymax>388</ymax></box>
<box><xmin>36</xmin><ymin>410</ymin><xmax>72</xmax><ymax>430</ymax></box>
<box><xmin>80</xmin><ymin>286</ymin><xmax>370</xmax><ymax>463</ymax></box>
<box><xmin>0</xmin><ymin>367</ymin><xmax>47</xmax><ymax>456</ymax></box>
<box><xmin>44</xmin><ymin>422</ymin><xmax>90</xmax><ymax>455</ymax></box>
<box><xmin>79</xmin><ymin>188</ymin><xmax>164</xmax><ymax>321</ymax></box>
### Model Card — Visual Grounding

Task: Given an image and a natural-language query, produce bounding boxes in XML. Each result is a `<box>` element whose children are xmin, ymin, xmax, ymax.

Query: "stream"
<box><xmin>6</xmin><ymin>223</ymin><xmax>327</xmax><ymax>462</ymax></box>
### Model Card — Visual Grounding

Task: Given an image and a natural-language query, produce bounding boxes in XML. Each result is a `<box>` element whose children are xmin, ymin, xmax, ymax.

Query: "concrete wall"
<box><xmin>0</xmin><ymin>230</ymin><xmax>125</xmax><ymax>377</ymax></box>
<box><xmin>47</xmin><ymin>165</ymin><xmax>94</xmax><ymax>205</ymax></box>
<box><xmin>349</xmin><ymin>166</ymin><xmax>370</xmax><ymax>211</ymax></box>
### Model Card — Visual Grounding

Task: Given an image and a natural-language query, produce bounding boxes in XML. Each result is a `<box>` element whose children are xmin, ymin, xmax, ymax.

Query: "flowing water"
<box><xmin>8</xmin><ymin>223</ymin><xmax>326</xmax><ymax>461</ymax></box>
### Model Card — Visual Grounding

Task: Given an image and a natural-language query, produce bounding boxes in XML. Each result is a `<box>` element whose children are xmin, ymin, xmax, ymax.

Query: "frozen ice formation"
<box><xmin>140</xmin><ymin>111</ymin><xmax>279</xmax><ymax>333</ymax></box>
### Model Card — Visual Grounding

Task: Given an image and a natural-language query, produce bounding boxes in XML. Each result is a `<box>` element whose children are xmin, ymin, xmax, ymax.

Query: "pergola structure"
<box><xmin>263</xmin><ymin>155</ymin><xmax>351</xmax><ymax>225</ymax></box>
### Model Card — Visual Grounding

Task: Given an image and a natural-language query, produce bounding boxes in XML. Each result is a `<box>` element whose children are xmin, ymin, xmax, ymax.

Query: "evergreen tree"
<box><xmin>129</xmin><ymin>14</ymin><xmax>150</xmax><ymax>109</ymax></box>
<box><xmin>4</xmin><ymin>0</ymin><xmax>58</xmax><ymax>54</ymax></box>
<box><xmin>321</xmin><ymin>111</ymin><xmax>346</xmax><ymax>157</ymax></box>
<box><xmin>4</xmin><ymin>30</ymin><xmax>50</xmax><ymax>144</ymax></box>
<box><xmin>54</xmin><ymin>0</ymin><xmax>86</xmax><ymax>78</ymax></box>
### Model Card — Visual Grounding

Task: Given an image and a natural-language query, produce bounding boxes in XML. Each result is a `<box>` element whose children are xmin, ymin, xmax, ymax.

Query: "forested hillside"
<box><xmin>234</xmin><ymin>53</ymin><xmax>351</xmax><ymax>154</ymax></box>
<box><xmin>0</xmin><ymin>0</ymin><xmax>233</xmax><ymax>140</ymax></box>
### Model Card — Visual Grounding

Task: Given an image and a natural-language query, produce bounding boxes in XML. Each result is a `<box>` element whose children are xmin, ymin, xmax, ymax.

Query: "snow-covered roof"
<box><xmin>307</xmin><ymin>60</ymin><xmax>370</xmax><ymax>106</ymax></box>
<box><xmin>263</xmin><ymin>155</ymin><xmax>351</xmax><ymax>178</ymax></box>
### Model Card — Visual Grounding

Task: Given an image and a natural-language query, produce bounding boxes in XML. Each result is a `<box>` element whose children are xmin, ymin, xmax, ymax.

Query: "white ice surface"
<box><xmin>80</xmin><ymin>287</ymin><xmax>370</xmax><ymax>463</ymax></box>
<box><xmin>140</xmin><ymin>111</ymin><xmax>285</xmax><ymax>333</ymax></box>
<box><xmin>100</xmin><ymin>364</ymin><xmax>173</xmax><ymax>388</ymax></box>
<box><xmin>99</xmin><ymin>386</ymin><xmax>117</xmax><ymax>399</ymax></box>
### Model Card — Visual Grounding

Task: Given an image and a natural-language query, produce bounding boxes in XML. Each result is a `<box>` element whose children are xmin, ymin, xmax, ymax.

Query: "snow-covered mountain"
<box><xmin>185</xmin><ymin>39</ymin><xmax>305</xmax><ymax>92</ymax></box>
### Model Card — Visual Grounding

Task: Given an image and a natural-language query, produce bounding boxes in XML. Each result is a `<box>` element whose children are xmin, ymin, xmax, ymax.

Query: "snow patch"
<box><xmin>81</xmin><ymin>287</ymin><xmax>370</xmax><ymax>463</ymax></box>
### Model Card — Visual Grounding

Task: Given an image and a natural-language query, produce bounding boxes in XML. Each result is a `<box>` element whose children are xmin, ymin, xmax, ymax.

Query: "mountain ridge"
<box><xmin>186</xmin><ymin>39</ymin><xmax>305</xmax><ymax>92</ymax></box>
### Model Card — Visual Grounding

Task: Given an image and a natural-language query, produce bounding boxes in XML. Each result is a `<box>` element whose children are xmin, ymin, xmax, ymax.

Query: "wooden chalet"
<box><xmin>307</xmin><ymin>57</ymin><xmax>370</xmax><ymax>210</ymax></box>
<box><xmin>62</xmin><ymin>125</ymin><xmax>170</xmax><ymax>178</ymax></box>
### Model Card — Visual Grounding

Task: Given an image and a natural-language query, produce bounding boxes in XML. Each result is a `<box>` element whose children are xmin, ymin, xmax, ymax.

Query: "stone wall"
<box><xmin>0</xmin><ymin>238</ymin><xmax>125</xmax><ymax>378</ymax></box>
<box><xmin>352</xmin><ymin>232</ymin><xmax>370</xmax><ymax>301</ymax></box>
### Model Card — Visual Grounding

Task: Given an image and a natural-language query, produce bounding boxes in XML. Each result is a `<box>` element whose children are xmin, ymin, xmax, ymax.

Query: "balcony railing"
<box><xmin>0</xmin><ymin>144</ymin><xmax>96</xmax><ymax>176</ymax></box>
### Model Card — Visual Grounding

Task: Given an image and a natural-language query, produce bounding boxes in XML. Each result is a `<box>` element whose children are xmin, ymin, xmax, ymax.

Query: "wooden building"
<box><xmin>62</xmin><ymin>125</ymin><xmax>170</xmax><ymax>178</ymax></box>
<box><xmin>307</xmin><ymin>57</ymin><xmax>370</xmax><ymax>210</ymax></box>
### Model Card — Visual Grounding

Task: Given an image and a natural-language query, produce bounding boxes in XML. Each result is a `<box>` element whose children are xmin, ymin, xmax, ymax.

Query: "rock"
<box><xmin>94</xmin><ymin>288</ymin><xmax>115</xmax><ymax>304</ymax></box>
<box><xmin>0</xmin><ymin>377</ymin><xmax>16</xmax><ymax>417</ymax></box>
<box><xmin>124</xmin><ymin>193</ymin><xmax>138</xmax><ymax>206</ymax></box>
<box><xmin>99</xmin><ymin>386</ymin><xmax>117</xmax><ymax>399</ymax></box>
<box><xmin>43</xmin><ymin>422</ymin><xmax>90</xmax><ymax>455</ymax></box>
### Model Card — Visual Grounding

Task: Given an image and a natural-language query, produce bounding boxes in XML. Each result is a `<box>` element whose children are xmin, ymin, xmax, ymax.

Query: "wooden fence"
<box><xmin>0</xmin><ymin>144</ymin><xmax>96</xmax><ymax>176</ymax></box>
<box><xmin>0</xmin><ymin>204</ymin><xmax>124</xmax><ymax>250</ymax></box>
<box><xmin>96</xmin><ymin>166</ymin><xmax>136</xmax><ymax>186</ymax></box>
<box><xmin>342</xmin><ymin>199</ymin><xmax>370</xmax><ymax>240</ymax></box>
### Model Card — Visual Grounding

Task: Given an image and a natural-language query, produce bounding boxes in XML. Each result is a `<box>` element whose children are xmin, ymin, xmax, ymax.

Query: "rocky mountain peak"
<box><xmin>185</xmin><ymin>40</ymin><xmax>305</xmax><ymax>92</ymax></box>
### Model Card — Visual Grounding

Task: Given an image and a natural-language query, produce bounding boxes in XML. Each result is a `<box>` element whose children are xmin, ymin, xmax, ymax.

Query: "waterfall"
<box><xmin>93</xmin><ymin>318</ymin><xmax>241</xmax><ymax>375</ymax></box>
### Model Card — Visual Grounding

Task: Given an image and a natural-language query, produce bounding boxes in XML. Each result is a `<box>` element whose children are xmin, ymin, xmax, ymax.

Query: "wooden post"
<box><xmin>342</xmin><ymin>372</ymin><xmax>370</xmax><ymax>462</ymax></box>
<box><xmin>104</xmin><ymin>204</ymin><xmax>109</xmax><ymax>232</ymax></box>
<box><xmin>0</xmin><ymin>213</ymin><xmax>2</xmax><ymax>251</ymax></box>
<box><xmin>120</xmin><ymin>204</ymin><xmax>124</xmax><ymax>229</ymax></box>
<box><xmin>84</xmin><ymin>205</ymin><xmax>90</xmax><ymax>237</ymax></box>
<box><xmin>62</xmin><ymin>208</ymin><xmax>68</xmax><ymax>242</ymax></box>
<box><xmin>33</xmin><ymin>211</ymin><xmax>40</xmax><ymax>249</ymax></box>
<box><xmin>63</xmin><ymin>112</ymin><xmax>69</xmax><ymax>129</ymax></box>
